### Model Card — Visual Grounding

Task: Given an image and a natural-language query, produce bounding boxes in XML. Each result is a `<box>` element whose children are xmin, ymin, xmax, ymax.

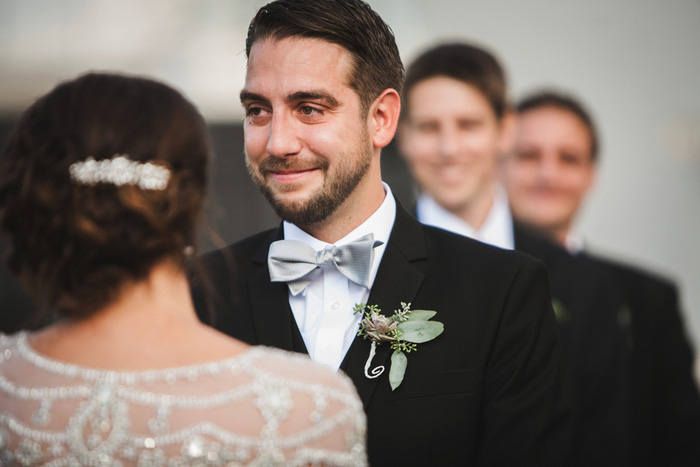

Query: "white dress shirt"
<box><xmin>282</xmin><ymin>183</ymin><xmax>397</xmax><ymax>370</ymax></box>
<box><xmin>565</xmin><ymin>230</ymin><xmax>585</xmax><ymax>255</ymax></box>
<box><xmin>416</xmin><ymin>186</ymin><xmax>515</xmax><ymax>250</ymax></box>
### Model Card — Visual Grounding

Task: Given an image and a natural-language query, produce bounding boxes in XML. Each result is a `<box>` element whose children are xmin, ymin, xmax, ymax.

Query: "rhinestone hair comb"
<box><xmin>69</xmin><ymin>154</ymin><xmax>170</xmax><ymax>190</ymax></box>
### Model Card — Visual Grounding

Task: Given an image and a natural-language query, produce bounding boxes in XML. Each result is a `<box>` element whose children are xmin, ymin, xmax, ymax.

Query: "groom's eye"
<box><xmin>300</xmin><ymin>106</ymin><xmax>322</xmax><ymax>116</ymax></box>
<box><xmin>244</xmin><ymin>105</ymin><xmax>272</xmax><ymax>125</ymax></box>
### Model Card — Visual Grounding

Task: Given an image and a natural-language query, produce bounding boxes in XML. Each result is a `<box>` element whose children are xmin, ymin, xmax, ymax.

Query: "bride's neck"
<box><xmin>74</xmin><ymin>260</ymin><xmax>200</xmax><ymax>333</ymax></box>
<box><xmin>29</xmin><ymin>260</ymin><xmax>231</xmax><ymax>369</ymax></box>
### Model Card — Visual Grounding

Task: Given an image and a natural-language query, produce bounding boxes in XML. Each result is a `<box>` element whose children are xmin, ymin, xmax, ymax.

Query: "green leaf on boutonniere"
<box><xmin>397</xmin><ymin>320</ymin><xmax>444</xmax><ymax>343</ymax></box>
<box><xmin>390</xmin><ymin>350</ymin><xmax>408</xmax><ymax>390</ymax></box>
<box><xmin>403</xmin><ymin>309</ymin><xmax>437</xmax><ymax>321</ymax></box>
<box><xmin>354</xmin><ymin>302</ymin><xmax>444</xmax><ymax>390</ymax></box>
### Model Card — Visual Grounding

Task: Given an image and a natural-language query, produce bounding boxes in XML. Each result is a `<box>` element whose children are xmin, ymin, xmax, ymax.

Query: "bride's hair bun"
<box><xmin>0</xmin><ymin>72</ymin><xmax>211</xmax><ymax>317</ymax></box>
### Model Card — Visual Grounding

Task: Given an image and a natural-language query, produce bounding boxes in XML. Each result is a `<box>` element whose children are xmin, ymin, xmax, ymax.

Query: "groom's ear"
<box><xmin>368</xmin><ymin>89</ymin><xmax>400</xmax><ymax>149</ymax></box>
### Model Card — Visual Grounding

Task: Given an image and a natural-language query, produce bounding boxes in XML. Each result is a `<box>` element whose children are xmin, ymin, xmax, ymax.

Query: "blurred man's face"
<box><xmin>398</xmin><ymin>76</ymin><xmax>505</xmax><ymax>217</ymax></box>
<box><xmin>503</xmin><ymin>106</ymin><xmax>595</xmax><ymax>236</ymax></box>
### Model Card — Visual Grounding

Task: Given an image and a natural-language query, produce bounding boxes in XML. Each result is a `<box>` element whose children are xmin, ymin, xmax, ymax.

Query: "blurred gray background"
<box><xmin>1</xmin><ymin>1</ymin><xmax>699</xmax><ymax>372</ymax></box>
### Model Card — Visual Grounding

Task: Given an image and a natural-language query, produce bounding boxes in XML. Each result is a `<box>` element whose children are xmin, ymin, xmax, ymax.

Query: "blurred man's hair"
<box><xmin>517</xmin><ymin>91</ymin><xmax>599</xmax><ymax>161</ymax></box>
<box><xmin>403</xmin><ymin>42</ymin><xmax>507</xmax><ymax>120</ymax></box>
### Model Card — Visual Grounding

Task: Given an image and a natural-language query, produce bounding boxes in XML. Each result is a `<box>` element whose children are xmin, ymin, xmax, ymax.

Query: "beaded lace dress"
<box><xmin>0</xmin><ymin>332</ymin><xmax>368</xmax><ymax>466</ymax></box>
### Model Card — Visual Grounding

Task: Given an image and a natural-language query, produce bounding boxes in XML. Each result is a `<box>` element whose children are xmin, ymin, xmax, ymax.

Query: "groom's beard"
<box><xmin>246</xmin><ymin>146</ymin><xmax>372</xmax><ymax>227</ymax></box>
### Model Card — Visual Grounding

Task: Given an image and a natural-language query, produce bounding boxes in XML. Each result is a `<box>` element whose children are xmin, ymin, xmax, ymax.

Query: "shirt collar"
<box><xmin>282</xmin><ymin>182</ymin><xmax>397</xmax><ymax>286</ymax></box>
<box><xmin>565</xmin><ymin>229</ymin><xmax>585</xmax><ymax>254</ymax></box>
<box><xmin>416</xmin><ymin>186</ymin><xmax>514</xmax><ymax>250</ymax></box>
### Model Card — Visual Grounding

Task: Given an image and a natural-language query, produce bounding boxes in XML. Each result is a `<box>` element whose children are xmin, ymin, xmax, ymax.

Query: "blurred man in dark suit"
<box><xmin>398</xmin><ymin>43</ymin><xmax>632</xmax><ymax>465</ymax></box>
<box><xmin>502</xmin><ymin>90</ymin><xmax>700</xmax><ymax>466</ymax></box>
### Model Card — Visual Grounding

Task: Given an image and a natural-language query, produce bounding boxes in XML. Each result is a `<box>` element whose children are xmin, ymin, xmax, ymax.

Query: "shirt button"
<box><xmin>331</xmin><ymin>300</ymin><xmax>341</xmax><ymax>310</ymax></box>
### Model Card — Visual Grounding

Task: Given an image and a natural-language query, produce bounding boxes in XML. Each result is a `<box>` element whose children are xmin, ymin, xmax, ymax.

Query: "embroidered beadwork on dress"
<box><xmin>0</xmin><ymin>332</ymin><xmax>368</xmax><ymax>466</ymax></box>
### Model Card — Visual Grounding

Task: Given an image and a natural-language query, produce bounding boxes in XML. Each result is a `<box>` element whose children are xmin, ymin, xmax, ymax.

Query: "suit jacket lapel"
<box><xmin>341</xmin><ymin>204</ymin><xmax>427</xmax><ymax>407</ymax></box>
<box><xmin>247</xmin><ymin>226</ymin><xmax>308</xmax><ymax>353</ymax></box>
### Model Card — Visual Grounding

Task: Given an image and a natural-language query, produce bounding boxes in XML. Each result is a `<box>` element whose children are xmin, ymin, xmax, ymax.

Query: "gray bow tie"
<box><xmin>268</xmin><ymin>233</ymin><xmax>383</xmax><ymax>295</ymax></box>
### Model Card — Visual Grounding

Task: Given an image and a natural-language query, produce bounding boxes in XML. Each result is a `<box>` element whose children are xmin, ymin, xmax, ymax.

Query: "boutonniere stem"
<box><xmin>354</xmin><ymin>302</ymin><xmax>444</xmax><ymax>390</ymax></box>
<box><xmin>364</xmin><ymin>341</ymin><xmax>383</xmax><ymax>379</ymax></box>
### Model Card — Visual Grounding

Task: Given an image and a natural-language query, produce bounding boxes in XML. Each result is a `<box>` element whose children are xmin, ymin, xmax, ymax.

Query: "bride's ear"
<box><xmin>368</xmin><ymin>89</ymin><xmax>400</xmax><ymax>149</ymax></box>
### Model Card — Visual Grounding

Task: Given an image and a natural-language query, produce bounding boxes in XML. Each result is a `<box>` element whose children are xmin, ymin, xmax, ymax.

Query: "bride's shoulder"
<box><xmin>0</xmin><ymin>331</ymin><xmax>33</xmax><ymax>379</ymax></box>
<box><xmin>248</xmin><ymin>346</ymin><xmax>357</xmax><ymax>393</ymax></box>
<box><xmin>0</xmin><ymin>331</ymin><xmax>23</xmax><ymax>355</ymax></box>
<box><xmin>0</xmin><ymin>331</ymin><xmax>20</xmax><ymax>343</ymax></box>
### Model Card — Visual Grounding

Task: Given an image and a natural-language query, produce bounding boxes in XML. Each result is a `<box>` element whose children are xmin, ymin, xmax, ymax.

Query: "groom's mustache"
<box><xmin>258</xmin><ymin>156</ymin><xmax>330</xmax><ymax>175</ymax></box>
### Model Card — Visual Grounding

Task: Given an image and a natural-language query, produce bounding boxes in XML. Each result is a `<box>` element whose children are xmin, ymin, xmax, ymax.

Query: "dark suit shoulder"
<box><xmin>422</xmin><ymin>222</ymin><xmax>542</xmax><ymax>270</ymax></box>
<box><xmin>513</xmin><ymin>222</ymin><xmax>576</xmax><ymax>266</ymax></box>
<box><xmin>203</xmin><ymin>228</ymin><xmax>277</xmax><ymax>264</ymax></box>
<box><xmin>193</xmin><ymin>228</ymin><xmax>278</xmax><ymax>332</ymax></box>
<box><xmin>231</xmin><ymin>227</ymin><xmax>278</xmax><ymax>253</ymax></box>
<box><xmin>415</xmin><ymin>225</ymin><xmax>554</xmax><ymax>320</ymax></box>
<box><xmin>587</xmin><ymin>253</ymin><xmax>677</xmax><ymax>297</ymax></box>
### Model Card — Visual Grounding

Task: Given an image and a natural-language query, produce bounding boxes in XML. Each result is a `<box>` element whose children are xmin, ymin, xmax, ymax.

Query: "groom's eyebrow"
<box><xmin>287</xmin><ymin>90</ymin><xmax>340</xmax><ymax>108</ymax></box>
<box><xmin>239</xmin><ymin>90</ymin><xmax>268</xmax><ymax>105</ymax></box>
<box><xmin>239</xmin><ymin>90</ymin><xmax>340</xmax><ymax>108</ymax></box>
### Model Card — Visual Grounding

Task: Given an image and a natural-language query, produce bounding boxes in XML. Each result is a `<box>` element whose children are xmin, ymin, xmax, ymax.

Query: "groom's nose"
<box><xmin>266</xmin><ymin>112</ymin><xmax>302</xmax><ymax>158</ymax></box>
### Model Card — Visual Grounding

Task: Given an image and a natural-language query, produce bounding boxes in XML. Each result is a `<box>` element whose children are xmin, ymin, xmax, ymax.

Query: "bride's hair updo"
<box><xmin>0</xmin><ymin>72</ymin><xmax>210</xmax><ymax>318</ymax></box>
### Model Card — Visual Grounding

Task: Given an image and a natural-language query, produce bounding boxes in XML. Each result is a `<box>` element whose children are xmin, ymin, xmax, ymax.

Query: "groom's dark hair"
<box><xmin>245</xmin><ymin>0</ymin><xmax>404</xmax><ymax>114</ymax></box>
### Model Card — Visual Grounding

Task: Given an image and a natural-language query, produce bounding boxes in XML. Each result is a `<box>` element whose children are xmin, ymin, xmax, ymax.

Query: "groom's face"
<box><xmin>241</xmin><ymin>37</ymin><xmax>373</xmax><ymax>226</ymax></box>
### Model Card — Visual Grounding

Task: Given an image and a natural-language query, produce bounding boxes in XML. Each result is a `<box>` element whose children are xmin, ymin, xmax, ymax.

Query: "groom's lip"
<box><xmin>269</xmin><ymin>168</ymin><xmax>319</xmax><ymax>183</ymax></box>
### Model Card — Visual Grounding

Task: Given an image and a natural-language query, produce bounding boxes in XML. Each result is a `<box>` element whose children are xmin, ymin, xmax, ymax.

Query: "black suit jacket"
<box><xmin>514</xmin><ymin>224</ymin><xmax>631</xmax><ymax>466</ymax></box>
<box><xmin>513</xmin><ymin>223</ymin><xmax>700</xmax><ymax>466</ymax></box>
<box><xmin>586</xmin><ymin>255</ymin><xmax>700</xmax><ymax>467</ymax></box>
<box><xmin>193</xmin><ymin>204</ymin><xmax>573</xmax><ymax>466</ymax></box>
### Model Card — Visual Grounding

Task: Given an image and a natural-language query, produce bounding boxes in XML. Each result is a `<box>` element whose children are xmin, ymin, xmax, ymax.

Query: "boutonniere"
<box><xmin>551</xmin><ymin>298</ymin><xmax>571</xmax><ymax>324</ymax></box>
<box><xmin>353</xmin><ymin>302</ymin><xmax>444</xmax><ymax>390</ymax></box>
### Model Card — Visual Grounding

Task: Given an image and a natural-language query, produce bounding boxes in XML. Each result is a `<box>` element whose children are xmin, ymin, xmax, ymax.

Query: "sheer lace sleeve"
<box><xmin>0</xmin><ymin>332</ymin><xmax>368</xmax><ymax>466</ymax></box>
